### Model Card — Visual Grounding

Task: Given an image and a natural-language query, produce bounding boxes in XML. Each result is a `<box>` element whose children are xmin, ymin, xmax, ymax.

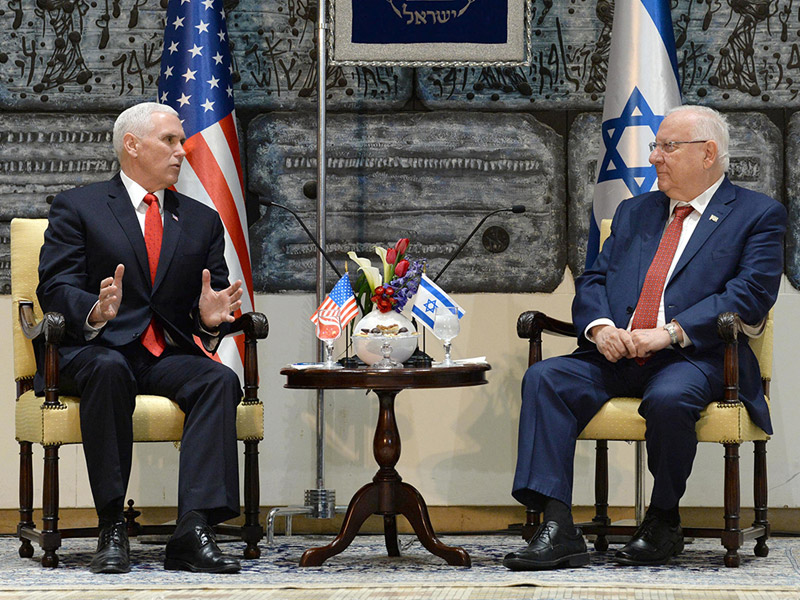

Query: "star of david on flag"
<box><xmin>311</xmin><ymin>274</ymin><xmax>360</xmax><ymax>327</ymax></box>
<box><xmin>411</xmin><ymin>274</ymin><xmax>465</xmax><ymax>333</ymax></box>
<box><xmin>158</xmin><ymin>0</ymin><xmax>254</xmax><ymax>382</ymax></box>
<box><xmin>586</xmin><ymin>0</ymin><xmax>682</xmax><ymax>269</ymax></box>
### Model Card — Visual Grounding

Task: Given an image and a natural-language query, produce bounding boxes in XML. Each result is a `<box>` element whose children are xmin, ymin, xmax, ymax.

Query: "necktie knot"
<box><xmin>143</xmin><ymin>193</ymin><xmax>159</xmax><ymax>208</ymax></box>
<box><xmin>673</xmin><ymin>204</ymin><xmax>694</xmax><ymax>221</ymax></box>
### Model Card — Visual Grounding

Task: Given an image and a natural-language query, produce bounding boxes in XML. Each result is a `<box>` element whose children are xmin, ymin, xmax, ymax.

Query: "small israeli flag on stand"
<box><xmin>586</xmin><ymin>0</ymin><xmax>682</xmax><ymax>268</ymax></box>
<box><xmin>412</xmin><ymin>274</ymin><xmax>465</xmax><ymax>332</ymax></box>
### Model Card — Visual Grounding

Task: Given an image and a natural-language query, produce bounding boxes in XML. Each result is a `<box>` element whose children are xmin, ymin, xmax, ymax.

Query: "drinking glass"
<box><xmin>433</xmin><ymin>305</ymin><xmax>460</xmax><ymax>367</ymax></box>
<box><xmin>316</xmin><ymin>309</ymin><xmax>343</xmax><ymax>369</ymax></box>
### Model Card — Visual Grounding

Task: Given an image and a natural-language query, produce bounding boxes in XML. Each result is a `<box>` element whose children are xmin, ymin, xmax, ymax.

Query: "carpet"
<box><xmin>0</xmin><ymin>533</ymin><xmax>798</xmax><ymax>597</ymax></box>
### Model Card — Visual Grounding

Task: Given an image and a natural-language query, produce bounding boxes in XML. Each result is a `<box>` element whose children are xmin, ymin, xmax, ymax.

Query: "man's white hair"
<box><xmin>666</xmin><ymin>105</ymin><xmax>730</xmax><ymax>172</ymax></box>
<box><xmin>112</xmin><ymin>102</ymin><xmax>179</xmax><ymax>159</ymax></box>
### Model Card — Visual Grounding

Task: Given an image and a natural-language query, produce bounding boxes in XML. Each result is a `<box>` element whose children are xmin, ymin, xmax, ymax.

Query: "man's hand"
<box><xmin>198</xmin><ymin>269</ymin><xmax>243</xmax><ymax>330</ymax></box>
<box><xmin>592</xmin><ymin>324</ymin><xmax>637</xmax><ymax>363</ymax></box>
<box><xmin>630</xmin><ymin>327</ymin><xmax>673</xmax><ymax>359</ymax></box>
<box><xmin>89</xmin><ymin>264</ymin><xmax>124</xmax><ymax>326</ymax></box>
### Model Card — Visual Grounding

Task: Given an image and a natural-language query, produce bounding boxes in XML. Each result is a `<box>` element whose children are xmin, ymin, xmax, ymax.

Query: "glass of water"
<box><xmin>315</xmin><ymin>309</ymin><xmax>343</xmax><ymax>369</ymax></box>
<box><xmin>433</xmin><ymin>305</ymin><xmax>460</xmax><ymax>367</ymax></box>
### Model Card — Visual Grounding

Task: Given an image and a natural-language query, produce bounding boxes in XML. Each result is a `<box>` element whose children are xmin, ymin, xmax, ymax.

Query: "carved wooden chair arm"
<box><xmin>717</xmin><ymin>311</ymin><xmax>768</xmax><ymax>404</ymax></box>
<box><xmin>517</xmin><ymin>310</ymin><xmax>577</xmax><ymax>340</ymax></box>
<box><xmin>517</xmin><ymin>311</ymin><xmax>577</xmax><ymax>367</ymax></box>
<box><xmin>225</xmin><ymin>311</ymin><xmax>269</xmax><ymax>403</ymax></box>
<box><xmin>19</xmin><ymin>300</ymin><xmax>65</xmax><ymax>345</ymax></box>
<box><xmin>226</xmin><ymin>311</ymin><xmax>269</xmax><ymax>341</ymax></box>
<box><xmin>18</xmin><ymin>300</ymin><xmax>65</xmax><ymax>408</ymax></box>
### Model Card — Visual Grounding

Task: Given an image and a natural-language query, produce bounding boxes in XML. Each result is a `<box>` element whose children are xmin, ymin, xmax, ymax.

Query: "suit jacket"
<box><xmin>572</xmin><ymin>177</ymin><xmax>786</xmax><ymax>434</ymax></box>
<box><xmin>36</xmin><ymin>174</ymin><xmax>231</xmax><ymax>374</ymax></box>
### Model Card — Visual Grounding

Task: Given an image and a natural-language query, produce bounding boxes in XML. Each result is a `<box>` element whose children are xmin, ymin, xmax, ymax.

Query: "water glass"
<box><xmin>433</xmin><ymin>305</ymin><xmax>460</xmax><ymax>367</ymax></box>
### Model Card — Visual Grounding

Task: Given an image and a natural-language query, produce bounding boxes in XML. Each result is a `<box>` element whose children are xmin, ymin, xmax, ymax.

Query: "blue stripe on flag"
<box><xmin>640</xmin><ymin>0</ymin><xmax>680</xmax><ymax>85</ymax></box>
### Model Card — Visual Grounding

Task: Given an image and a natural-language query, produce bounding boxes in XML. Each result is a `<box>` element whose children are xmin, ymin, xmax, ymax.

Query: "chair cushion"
<box><xmin>578</xmin><ymin>396</ymin><xmax>769</xmax><ymax>443</ymax></box>
<box><xmin>15</xmin><ymin>390</ymin><xmax>264</xmax><ymax>445</ymax></box>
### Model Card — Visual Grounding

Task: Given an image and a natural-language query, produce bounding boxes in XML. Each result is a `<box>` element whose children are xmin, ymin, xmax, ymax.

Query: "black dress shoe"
<box><xmin>614</xmin><ymin>515</ymin><xmax>684</xmax><ymax>566</ymax></box>
<box><xmin>503</xmin><ymin>521</ymin><xmax>590</xmax><ymax>571</ymax></box>
<box><xmin>165</xmin><ymin>525</ymin><xmax>241</xmax><ymax>573</ymax></box>
<box><xmin>90</xmin><ymin>521</ymin><xmax>130</xmax><ymax>574</ymax></box>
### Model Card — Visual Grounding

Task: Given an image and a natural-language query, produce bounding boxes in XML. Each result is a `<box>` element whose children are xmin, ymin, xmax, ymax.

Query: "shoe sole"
<box><xmin>613</xmin><ymin>541</ymin><xmax>684</xmax><ymax>566</ymax></box>
<box><xmin>503</xmin><ymin>551</ymin><xmax>591</xmax><ymax>571</ymax></box>
<box><xmin>164</xmin><ymin>558</ymin><xmax>241</xmax><ymax>573</ymax></box>
<box><xmin>90</xmin><ymin>564</ymin><xmax>131</xmax><ymax>574</ymax></box>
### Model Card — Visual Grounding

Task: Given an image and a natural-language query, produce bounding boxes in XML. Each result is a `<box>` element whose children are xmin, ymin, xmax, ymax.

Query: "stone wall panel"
<box><xmin>247</xmin><ymin>111</ymin><xmax>566</xmax><ymax>293</ymax></box>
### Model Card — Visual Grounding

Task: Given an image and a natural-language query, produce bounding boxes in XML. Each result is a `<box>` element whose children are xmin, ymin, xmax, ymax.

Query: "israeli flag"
<box><xmin>411</xmin><ymin>274</ymin><xmax>465</xmax><ymax>332</ymax></box>
<box><xmin>586</xmin><ymin>0</ymin><xmax>682</xmax><ymax>268</ymax></box>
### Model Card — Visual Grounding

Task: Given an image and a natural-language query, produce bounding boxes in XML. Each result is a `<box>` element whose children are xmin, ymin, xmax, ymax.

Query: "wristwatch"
<box><xmin>663</xmin><ymin>322</ymin><xmax>679</xmax><ymax>346</ymax></box>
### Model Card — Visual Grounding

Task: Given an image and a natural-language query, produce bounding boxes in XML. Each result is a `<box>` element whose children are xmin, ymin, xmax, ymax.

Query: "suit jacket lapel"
<box><xmin>154</xmin><ymin>189</ymin><xmax>182</xmax><ymax>293</ymax></box>
<box><xmin>106</xmin><ymin>175</ymin><xmax>151</xmax><ymax>286</ymax></box>
<box><xmin>669</xmin><ymin>178</ymin><xmax>735</xmax><ymax>282</ymax></box>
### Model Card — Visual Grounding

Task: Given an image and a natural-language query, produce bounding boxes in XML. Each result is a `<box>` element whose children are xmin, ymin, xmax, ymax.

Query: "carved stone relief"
<box><xmin>247</xmin><ymin>111</ymin><xmax>566</xmax><ymax>293</ymax></box>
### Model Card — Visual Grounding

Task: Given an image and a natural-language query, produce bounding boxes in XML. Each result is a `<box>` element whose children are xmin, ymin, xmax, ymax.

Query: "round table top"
<box><xmin>280</xmin><ymin>362</ymin><xmax>491</xmax><ymax>391</ymax></box>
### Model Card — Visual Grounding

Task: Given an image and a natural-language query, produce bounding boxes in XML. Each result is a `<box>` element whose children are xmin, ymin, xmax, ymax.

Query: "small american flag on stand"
<box><xmin>158</xmin><ymin>0</ymin><xmax>253</xmax><ymax>381</ymax></box>
<box><xmin>311</xmin><ymin>274</ymin><xmax>359</xmax><ymax>327</ymax></box>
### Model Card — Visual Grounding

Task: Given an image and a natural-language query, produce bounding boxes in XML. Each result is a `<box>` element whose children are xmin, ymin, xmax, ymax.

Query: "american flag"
<box><xmin>158</xmin><ymin>0</ymin><xmax>253</xmax><ymax>380</ymax></box>
<box><xmin>311</xmin><ymin>275</ymin><xmax>359</xmax><ymax>327</ymax></box>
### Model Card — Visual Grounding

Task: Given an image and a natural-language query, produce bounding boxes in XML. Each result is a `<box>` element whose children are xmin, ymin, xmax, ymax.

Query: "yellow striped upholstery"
<box><xmin>578</xmin><ymin>219</ymin><xmax>771</xmax><ymax>445</ymax></box>
<box><xmin>11</xmin><ymin>218</ymin><xmax>264</xmax><ymax>446</ymax></box>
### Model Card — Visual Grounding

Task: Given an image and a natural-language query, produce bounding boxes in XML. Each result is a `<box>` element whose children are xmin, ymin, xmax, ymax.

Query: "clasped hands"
<box><xmin>591</xmin><ymin>324</ymin><xmax>676</xmax><ymax>363</ymax></box>
<box><xmin>89</xmin><ymin>264</ymin><xmax>243</xmax><ymax>330</ymax></box>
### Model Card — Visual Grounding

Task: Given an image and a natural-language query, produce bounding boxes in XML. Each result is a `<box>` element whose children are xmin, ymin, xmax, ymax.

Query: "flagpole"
<box><xmin>309</xmin><ymin>0</ymin><xmax>336</xmax><ymax>520</ymax></box>
<box><xmin>265</xmin><ymin>0</ymin><xmax>339</xmax><ymax>543</ymax></box>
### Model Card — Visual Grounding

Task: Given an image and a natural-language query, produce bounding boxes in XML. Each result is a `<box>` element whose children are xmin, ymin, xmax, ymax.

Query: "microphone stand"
<box><xmin>407</xmin><ymin>205</ymin><xmax>526</xmax><ymax>367</ymax></box>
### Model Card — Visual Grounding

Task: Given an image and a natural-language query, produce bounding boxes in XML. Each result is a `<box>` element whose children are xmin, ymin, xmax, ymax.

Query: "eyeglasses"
<box><xmin>648</xmin><ymin>140</ymin><xmax>709</xmax><ymax>153</ymax></box>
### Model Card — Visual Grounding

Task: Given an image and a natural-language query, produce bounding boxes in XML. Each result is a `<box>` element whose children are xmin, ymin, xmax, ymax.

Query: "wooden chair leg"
<box><xmin>722</xmin><ymin>442</ymin><xmax>741</xmax><ymax>567</ymax></box>
<box><xmin>753</xmin><ymin>440</ymin><xmax>770</xmax><ymax>557</ymax></box>
<box><xmin>241</xmin><ymin>439</ymin><xmax>263</xmax><ymax>559</ymax></box>
<box><xmin>522</xmin><ymin>508</ymin><xmax>540</xmax><ymax>541</ymax></box>
<box><xmin>592</xmin><ymin>440</ymin><xmax>610</xmax><ymax>551</ymax></box>
<box><xmin>17</xmin><ymin>441</ymin><xmax>35</xmax><ymax>559</ymax></box>
<box><xmin>40</xmin><ymin>445</ymin><xmax>61</xmax><ymax>568</ymax></box>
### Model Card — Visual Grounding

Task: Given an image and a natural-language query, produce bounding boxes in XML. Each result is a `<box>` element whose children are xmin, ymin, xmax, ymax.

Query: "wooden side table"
<box><xmin>281</xmin><ymin>364</ymin><xmax>491</xmax><ymax>567</ymax></box>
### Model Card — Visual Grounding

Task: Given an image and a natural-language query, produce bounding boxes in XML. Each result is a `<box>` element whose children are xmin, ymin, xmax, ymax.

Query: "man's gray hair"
<box><xmin>666</xmin><ymin>105</ymin><xmax>730</xmax><ymax>172</ymax></box>
<box><xmin>112</xmin><ymin>102</ymin><xmax>179</xmax><ymax>159</ymax></box>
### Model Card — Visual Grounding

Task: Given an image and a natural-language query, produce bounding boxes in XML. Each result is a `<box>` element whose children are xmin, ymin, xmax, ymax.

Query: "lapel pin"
<box><xmin>709</xmin><ymin>214</ymin><xmax>718</xmax><ymax>222</ymax></box>
<box><xmin>172</xmin><ymin>214</ymin><xmax>179</xmax><ymax>221</ymax></box>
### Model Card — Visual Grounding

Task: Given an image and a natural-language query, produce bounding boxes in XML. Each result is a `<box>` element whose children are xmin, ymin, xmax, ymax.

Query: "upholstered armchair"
<box><xmin>516</xmin><ymin>221</ymin><xmax>772</xmax><ymax>568</ymax></box>
<box><xmin>12</xmin><ymin>218</ymin><xmax>269</xmax><ymax>568</ymax></box>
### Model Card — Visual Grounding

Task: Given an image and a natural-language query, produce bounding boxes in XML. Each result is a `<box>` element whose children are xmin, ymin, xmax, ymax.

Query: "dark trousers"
<box><xmin>59</xmin><ymin>342</ymin><xmax>242</xmax><ymax>525</ymax></box>
<box><xmin>512</xmin><ymin>348</ymin><xmax>721</xmax><ymax>512</ymax></box>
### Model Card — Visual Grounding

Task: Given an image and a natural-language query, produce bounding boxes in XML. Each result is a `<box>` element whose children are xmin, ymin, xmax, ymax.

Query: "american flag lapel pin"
<box><xmin>709</xmin><ymin>214</ymin><xmax>718</xmax><ymax>222</ymax></box>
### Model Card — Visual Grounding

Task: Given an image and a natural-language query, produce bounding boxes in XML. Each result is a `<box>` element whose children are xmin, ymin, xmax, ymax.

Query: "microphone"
<box><xmin>259</xmin><ymin>198</ymin><xmax>342</xmax><ymax>278</ymax></box>
<box><xmin>432</xmin><ymin>205</ymin><xmax>526</xmax><ymax>283</ymax></box>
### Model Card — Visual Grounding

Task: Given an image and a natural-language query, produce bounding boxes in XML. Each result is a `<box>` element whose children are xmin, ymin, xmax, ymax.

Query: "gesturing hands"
<box><xmin>89</xmin><ymin>264</ymin><xmax>125</xmax><ymax>326</ymax></box>
<box><xmin>591</xmin><ymin>324</ymin><xmax>674</xmax><ymax>363</ymax></box>
<box><xmin>198</xmin><ymin>269</ymin><xmax>243</xmax><ymax>330</ymax></box>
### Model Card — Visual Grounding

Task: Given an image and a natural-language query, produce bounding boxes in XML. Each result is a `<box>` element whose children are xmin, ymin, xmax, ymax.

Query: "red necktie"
<box><xmin>141</xmin><ymin>193</ymin><xmax>166</xmax><ymax>356</ymax></box>
<box><xmin>631</xmin><ymin>204</ymin><xmax>694</xmax><ymax>364</ymax></box>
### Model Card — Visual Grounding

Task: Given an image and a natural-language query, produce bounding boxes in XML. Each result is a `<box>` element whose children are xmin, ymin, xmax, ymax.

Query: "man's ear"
<box><xmin>703</xmin><ymin>140</ymin><xmax>718</xmax><ymax>169</ymax></box>
<box><xmin>122</xmin><ymin>132</ymin><xmax>139</xmax><ymax>159</ymax></box>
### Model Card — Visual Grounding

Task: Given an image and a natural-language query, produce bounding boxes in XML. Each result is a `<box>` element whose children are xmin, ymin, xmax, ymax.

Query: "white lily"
<box><xmin>347</xmin><ymin>251</ymin><xmax>382</xmax><ymax>292</ymax></box>
<box><xmin>374</xmin><ymin>246</ymin><xmax>392</xmax><ymax>283</ymax></box>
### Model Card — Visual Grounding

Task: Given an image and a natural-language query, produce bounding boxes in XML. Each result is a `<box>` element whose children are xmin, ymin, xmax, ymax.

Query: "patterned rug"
<box><xmin>0</xmin><ymin>533</ymin><xmax>798</xmax><ymax>594</ymax></box>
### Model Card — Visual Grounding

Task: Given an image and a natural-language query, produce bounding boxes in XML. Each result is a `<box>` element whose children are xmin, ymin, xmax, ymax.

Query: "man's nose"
<box><xmin>649</xmin><ymin>148</ymin><xmax>662</xmax><ymax>165</ymax></box>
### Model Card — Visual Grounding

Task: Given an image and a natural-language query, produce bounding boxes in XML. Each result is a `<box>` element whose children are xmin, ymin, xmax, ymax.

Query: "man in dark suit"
<box><xmin>37</xmin><ymin>102</ymin><xmax>245</xmax><ymax>574</ymax></box>
<box><xmin>504</xmin><ymin>105</ymin><xmax>786</xmax><ymax>570</ymax></box>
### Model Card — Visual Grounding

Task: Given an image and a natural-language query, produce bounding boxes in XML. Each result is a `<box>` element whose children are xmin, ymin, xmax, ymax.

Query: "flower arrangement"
<box><xmin>348</xmin><ymin>238</ymin><xmax>425</xmax><ymax>315</ymax></box>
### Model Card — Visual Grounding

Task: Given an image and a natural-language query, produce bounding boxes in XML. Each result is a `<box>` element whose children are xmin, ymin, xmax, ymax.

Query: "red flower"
<box><xmin>394</xmin><ymin>238</ymin><xmax>410</xmax><ymax>255</ymax></box>
<box><xmin>394</xmin><ymin>259</ymin><xmax>409</xmax><ymax>278</ymax></box>
<box><xmin>386</xmin><ymin>248</ymin><xmax>397</xmax><ymax>264</ymax></box>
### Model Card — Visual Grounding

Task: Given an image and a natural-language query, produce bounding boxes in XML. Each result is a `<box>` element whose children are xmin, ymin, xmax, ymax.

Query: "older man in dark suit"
<box><xmin>37</xmin><ymin>102</ymin><xmax>245</xmax><ymax>574</ymax></box>
<box><xmin>505</xmin><ymin>105</ymin><xmax>786</xmax><ymax>570</ymax></box>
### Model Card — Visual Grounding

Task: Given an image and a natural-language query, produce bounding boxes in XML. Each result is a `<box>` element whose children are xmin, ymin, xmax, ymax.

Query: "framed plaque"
<box><xmin>329</xmin><ymin>0</ymin><xmax>532</xmax><ymax>66</ymax></box>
